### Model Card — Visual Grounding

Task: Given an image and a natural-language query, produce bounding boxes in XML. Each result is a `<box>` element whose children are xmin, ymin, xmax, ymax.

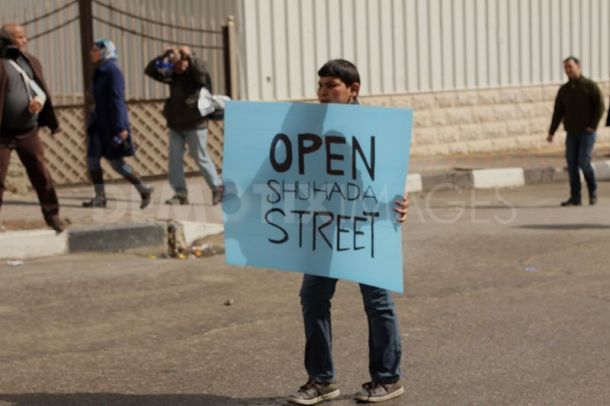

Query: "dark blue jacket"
<box><xmin>87</xmin><ymin>59</ymin><xmax>135</xmax><ymax>159</ymax></box>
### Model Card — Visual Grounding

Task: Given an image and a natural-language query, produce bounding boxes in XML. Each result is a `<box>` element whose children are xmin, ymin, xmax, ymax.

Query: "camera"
<box><xmin>0</xmin><ymin>37</ymin><xmax>19</xmax><ymax>59</ymax></box>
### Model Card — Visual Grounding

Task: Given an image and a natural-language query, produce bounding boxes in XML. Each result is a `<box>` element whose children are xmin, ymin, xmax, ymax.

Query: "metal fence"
<box><xmin>5</xmin><ymin>0</ymin><xmax>239</xmax><ymax>103</ymax></box>
<box><xmin>2</xmin><ymin>0</ymin><xmax>237</xmax><ymax>185</ymax></box>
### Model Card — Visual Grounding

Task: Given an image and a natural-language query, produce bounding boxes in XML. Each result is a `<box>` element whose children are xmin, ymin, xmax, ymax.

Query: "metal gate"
<box><xmin>5</xmin><ymin>0</ymin><xmax>238</xmax><ymax>185</ymax></box>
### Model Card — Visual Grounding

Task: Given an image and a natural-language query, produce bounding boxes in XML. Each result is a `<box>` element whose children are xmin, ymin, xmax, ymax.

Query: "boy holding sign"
<box><xmin>288</xmin><ymin>60</ymin><xmax>409</xmax><ymax>405</ymax></box>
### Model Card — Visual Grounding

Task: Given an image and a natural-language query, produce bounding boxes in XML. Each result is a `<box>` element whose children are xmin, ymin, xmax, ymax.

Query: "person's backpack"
<box><xmin>197</xmin><ymin>87</ymin><xmax>231</xmax><ymax>120</ymax></box>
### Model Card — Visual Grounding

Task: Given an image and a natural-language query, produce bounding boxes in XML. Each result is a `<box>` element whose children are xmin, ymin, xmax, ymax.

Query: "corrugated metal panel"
<box><xmin>92</xmin><ymin>0</ymin><xmax>238</xmax><ymax>100</ymax></box>
<box><xmin>2</xmin><ymin>0</ymin><xmax>238</xmax><ymax>103</ymax></box>
<box><xmin>239</xmin><ymin>0</ymin><xmax>610</xmax><ymax>101</ymax></box>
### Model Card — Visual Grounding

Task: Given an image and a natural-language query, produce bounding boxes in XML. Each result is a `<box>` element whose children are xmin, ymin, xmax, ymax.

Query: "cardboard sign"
<box><xmin>222</xmin><ymin>101</ymin><xmax>412</xmax><ymax>293</ymax></box>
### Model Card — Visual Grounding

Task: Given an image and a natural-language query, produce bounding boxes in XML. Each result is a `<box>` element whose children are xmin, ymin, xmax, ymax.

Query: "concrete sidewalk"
<box><xmin>1</xmin><ymin>146</ymin><xmax>609</xmax><ymax>259</ymax></box>
<box><xmin>405</xmin><ymin>146</ymin><xmax>610</xmax><ymax>192</ymax></box>
<box><xmin>0</xmin><ymin>177</ymin><xmax>225</xmax><ymax>259</ymax></box>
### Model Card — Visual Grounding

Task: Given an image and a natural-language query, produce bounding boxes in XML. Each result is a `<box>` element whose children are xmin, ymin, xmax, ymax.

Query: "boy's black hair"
<box><xmin>318</xmin><ymin>59</ymin><xmax>360</xmax><ymax>86</ymax></box>
<box><xmin>564</xmin><ymin>56</ymin><xmax>580</xmax><ymax>65</ymax></box>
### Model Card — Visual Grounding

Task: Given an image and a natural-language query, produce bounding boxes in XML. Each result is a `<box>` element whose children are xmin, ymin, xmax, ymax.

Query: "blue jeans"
<box><xmin>168</xmin><ymin>128</ymin><xmax>222</xmax><ymax>196</ymax></box>
<box><xmin>565</xmin><ymin>131</ymin><xmax>597</xmax><ymax>201</ymax></box>
<box><xmin>299</xmin><ymin>274</ymin><xmax>402</xmax><ymax>383</ymax></box>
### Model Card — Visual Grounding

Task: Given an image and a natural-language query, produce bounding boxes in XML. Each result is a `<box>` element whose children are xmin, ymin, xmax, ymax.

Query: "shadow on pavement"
<box><xmin>518</xmin><ymin>223</ymin><xmax>610</xmax><ymax>230</ymax></box>
<box><xmin>2</xmin><ymin>200</ymin><xmax>84</xmax><ymax>209</ymax></box>
<box><xmin>424</xmin><ymin>204</ymin><xmax>561</xmax><ymax>210</ymax></box>
<box><xmin>0</xmin><ymin>393</ymin><xmax>290</xmax><ymax>406</ymax></box>
<box><xmin>464</xmin><ymin>204</ymin><xmax>561</xmax><ymax>210</ymax></box>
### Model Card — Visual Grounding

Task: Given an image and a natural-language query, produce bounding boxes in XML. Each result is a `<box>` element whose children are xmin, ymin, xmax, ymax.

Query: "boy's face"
<box><xmin>317</xmin><ymin>76</ymin><xmax>360</xmax><ymax>104</ymax></box>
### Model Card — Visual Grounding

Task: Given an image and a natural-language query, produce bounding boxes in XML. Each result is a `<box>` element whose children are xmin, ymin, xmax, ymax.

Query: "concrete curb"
<box><xmin>179</xmin><ymin>221</ymin><xmax>224</xmax><ymax>246</ymax></box>
<box><xmin>405</xmin><ymin>159</ymin><xmax>610</xmax><ymax>193</ymax></box>
<box><xmin>0</xmin><ymin>229</ymin><xmax>68</xmax><ymax>259</ymax></box>
<box><xmin>1</xmin><ymin>221</ymin><xmax>224</xmax><ymax>260</ymax></box>
<box><xmin>68</xmin><ymin>223</ymin><xmax>168</xmax><ymax>254</ymax></box>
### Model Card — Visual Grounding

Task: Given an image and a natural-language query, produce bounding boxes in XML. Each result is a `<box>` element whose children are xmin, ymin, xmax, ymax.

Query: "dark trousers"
<box><xmin>299</xmin><ymin>274</ymin><xmax>402</xmax><ymax>384</ymax></box>
<box><xmin>0</xmin><ymin>128</ymin><xmax>60</xmax><ymax>221</ymax></box>
<box><xmin>565</xmin><ymin>131</ymin><xmax>597</xmax><ymax>201</ymax></box>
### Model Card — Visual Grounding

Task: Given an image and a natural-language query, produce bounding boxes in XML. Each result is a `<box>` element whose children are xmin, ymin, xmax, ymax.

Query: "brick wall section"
<box><xmin>362</xmin><ymin>81</ymin><xmax>610</xmax><ymax>156</ymax></box>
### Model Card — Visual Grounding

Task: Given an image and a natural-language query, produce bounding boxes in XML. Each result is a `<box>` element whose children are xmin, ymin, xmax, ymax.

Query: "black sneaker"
<box><xmin>165</xmin><ymin>194</ymin><xmax>188</xmax><ymax>205</ymax></box>
<box><xmin>287</xmin><ymin>379</ymin><xmax>340</xmax><ymax>405</ymax></box>
<box><xmin>589</xmin><ymin>193</ymin><xmax>598</xmax><ymax>206</ymax></box>
<box><xmin>354</xmin><ymin>381</ymin><xmax>404</xmax><ymax>403</ymax></box>
<box><xmin>560</xmin><ymin>198</ymin><xmax>581</xmax><ymax>207</ymax></box>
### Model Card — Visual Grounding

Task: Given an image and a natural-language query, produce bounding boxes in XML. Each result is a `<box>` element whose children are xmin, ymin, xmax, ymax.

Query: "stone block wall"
<box><xmin>362</xmin><ymin>81</ymin><xmax>610</xmax><ymax>156</ymax></box>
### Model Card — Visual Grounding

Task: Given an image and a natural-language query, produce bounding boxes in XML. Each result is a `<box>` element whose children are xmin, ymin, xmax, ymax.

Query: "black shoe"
<box><xmin>45</xmin><ymin>215</ymin><xmax>66</xmax><ymax>234</ymax></box>
<box><xmin>560</xmin><ymin>198</ymin><xmax>581</xmax><ymax>207</ymax></box>
<box><xmin>82</xmin><ymin>196</ymin><xmax>107</xmax><ymax>208</ymax></box>
<box><xmin>165</xmin><ymin>194</ymin><xmax>188</xmax><ymax>205</ymax></box>
<box><xmin>140</xmin><ymin>186</ymin><xmax>154</xmax><ymax>209</ymax></box>
<box><xmin>589</xmin><ymin>193</ymin><xmax>598</xmax><ymax>206</ymax></box>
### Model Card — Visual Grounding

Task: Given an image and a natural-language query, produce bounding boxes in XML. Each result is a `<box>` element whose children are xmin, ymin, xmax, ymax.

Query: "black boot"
<box><xmin>82</xmin><ymin>195</ymin><xmax>107</xmax><ymax>208</ymax></box>
<box><xmin>138</xmin><ymin>185</ymin><xmax>154</xmax><ymax>209</ymax></box>
<box><xmin>83</xmin><ymin>169</ymin><xmax>107</xmax><ymax>208</ymax></box>
<box><xmin>123</xmin><ymin>172</ymin><xmax>154</xmax><ymax>209</ymax></box>
<box><xmin>560</xmin><ymin>197</ymin><xmax>582</xmax><ymax>207</ymax></box>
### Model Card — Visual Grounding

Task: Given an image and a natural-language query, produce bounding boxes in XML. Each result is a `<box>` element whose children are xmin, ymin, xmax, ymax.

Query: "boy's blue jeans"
<box><xmin>565</xmin><ymin>131</ymin><xmax>597</xmax><ymax>201</ymax></box>
<box><xmin>299</xmin><ymin>274</ymin><xmax>402</xmax><ymax>383</ymax></box>
<box><xmin>168</xmin><ymin>128</ymin><xmax>222</xmax><ymax>196</ymax></box>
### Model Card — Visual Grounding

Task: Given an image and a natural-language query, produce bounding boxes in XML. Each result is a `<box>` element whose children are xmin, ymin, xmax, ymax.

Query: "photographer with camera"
<box><xmin>0</xmin><ymin>23</ymin><xmax>64</xmax><ymax>232</ymax></box>
<box><xmin>145</xmin><ymin>46</ymin><xmax>224</xmax><ymax>206</ymax></box>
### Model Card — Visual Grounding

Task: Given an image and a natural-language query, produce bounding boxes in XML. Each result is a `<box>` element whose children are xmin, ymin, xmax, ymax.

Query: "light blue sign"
<box><xmin>222</xmin><ymin>101</ymin><xmax>412</xmax><ymax>293</ymax></box>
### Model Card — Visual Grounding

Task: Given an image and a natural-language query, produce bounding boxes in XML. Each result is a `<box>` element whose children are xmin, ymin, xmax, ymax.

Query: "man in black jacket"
<box><xmin>547</xmin><ymin>56</ymin><xmax>605</xmax><ymax>206</ymax></box>
<box><xmin>145</xmin><ymin>46</ymin><xmax>223</xmax><ymax>206</ymax></box>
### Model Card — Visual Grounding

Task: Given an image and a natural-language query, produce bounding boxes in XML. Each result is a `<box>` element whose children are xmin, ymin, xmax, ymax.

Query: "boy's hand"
<box><xmin>394</xmin><ymin>193</ymin><xmax>409</xmax><ymax>223</ymax></box>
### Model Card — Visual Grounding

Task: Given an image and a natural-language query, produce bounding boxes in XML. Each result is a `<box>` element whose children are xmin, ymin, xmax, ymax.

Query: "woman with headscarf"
<box><xmin>82</xmin><ymin>39</ymin><xmax>153</xmax><ymax>208</ymax></box>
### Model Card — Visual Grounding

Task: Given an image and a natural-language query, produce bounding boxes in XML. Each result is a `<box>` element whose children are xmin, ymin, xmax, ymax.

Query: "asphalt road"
<box><xmin>1</xmin><ymin>182</ymin><xmax>609</xmax><ymax>406</ymax></box>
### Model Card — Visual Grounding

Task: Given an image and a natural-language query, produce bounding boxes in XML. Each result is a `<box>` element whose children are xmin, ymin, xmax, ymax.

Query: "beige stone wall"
<box><xmin>362</xmin><ymin>81</ymin><xmax>610</xmax><ymax>156</ymax></box>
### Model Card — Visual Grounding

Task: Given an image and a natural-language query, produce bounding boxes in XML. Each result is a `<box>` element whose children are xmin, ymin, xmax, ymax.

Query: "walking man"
<box><xmin>547</xmin><ymin>56</ymin><xmax>605</xmax><ymax>206</ymax></box>
<box><xmin>0</xmin><ymin>23</ymin><xmax>64</xmax><ymax>232</ymax></box>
